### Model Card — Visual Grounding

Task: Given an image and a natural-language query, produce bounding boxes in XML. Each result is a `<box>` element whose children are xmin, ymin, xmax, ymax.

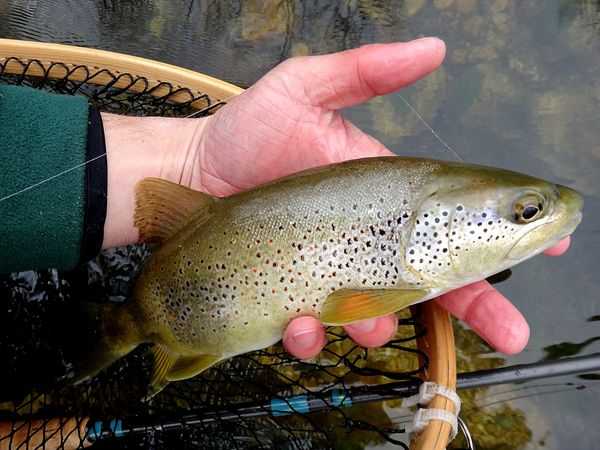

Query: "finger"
<box><xmin>435</xmin><ymin>280</ymin><xmax>530</xmax><ymax>354</ymax></box>
<box><xmin>282</xmin><ymin>316</ymin><xmax>328</xmax><ymax>359</ymax></box>
<box><xmin>543</xmin><ymin>236</ymin><xmax>570</xmax><ymax>256</ymax></box>
<box><xmin>287</xmin><ymin>38</ymin><xmax>446</xmax><ymax>111</ymax></box>
<box><xmin>343</xmin><ymin>314</ymin><xmax>398</xmax><ymax>348</ymax></box>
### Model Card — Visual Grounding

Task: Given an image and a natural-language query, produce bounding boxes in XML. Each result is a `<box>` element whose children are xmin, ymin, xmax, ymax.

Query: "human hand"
<box><xmin>190</xmin><ymin>38</ymin><xmax>570</xmax><ymax>358</ymax></box>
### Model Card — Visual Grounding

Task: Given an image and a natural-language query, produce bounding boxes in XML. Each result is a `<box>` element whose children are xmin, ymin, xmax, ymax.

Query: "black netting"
<box><xmin>0</xmin><ymin>54</ymin><xmax>434</xmax><ymax>450</ymax></box>
<box><xmin>0</xmin><ymin>56</ymin><xmax>223</xmax><ymax>117</ymax></box>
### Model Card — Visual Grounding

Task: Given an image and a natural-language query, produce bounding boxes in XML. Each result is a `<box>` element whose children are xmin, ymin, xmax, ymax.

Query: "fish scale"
<box><xmin>76</xmin><ymin>156</ymin><xmax>582</xmax><ymax>395</ymax></box>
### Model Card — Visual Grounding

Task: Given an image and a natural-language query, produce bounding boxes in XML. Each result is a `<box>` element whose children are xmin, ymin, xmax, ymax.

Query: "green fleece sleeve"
<box><xmin>0</xmin><ymin>85</ymin><xmax>89</xmax><ymax>273</ymax></box>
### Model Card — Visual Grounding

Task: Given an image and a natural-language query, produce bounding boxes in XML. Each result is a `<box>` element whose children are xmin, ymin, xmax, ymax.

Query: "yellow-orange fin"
<box><xmin>319</xmin><ymin>289</ymin><xmax>428</xmax><ymax>326</ymax></box>
<box><xmin>167</xmin><ymin>355</ymin><xmax>223</xmax><ymax>381</ymax></box>
<box><xmin>147</xmin><ymin>344</ymin><xmax>178</xmax><ymax>398</ymax></box>
<box><xmin>134</xmin><ymin>178</ymin><xmax>216</xmax><ymax>244</ymax></box>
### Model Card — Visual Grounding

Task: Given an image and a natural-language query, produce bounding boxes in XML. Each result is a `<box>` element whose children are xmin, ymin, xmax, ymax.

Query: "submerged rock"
<box><xmin>532</xmin><ymin>87</ymin><xmax>600</xmax><ymax>197</ymax></box>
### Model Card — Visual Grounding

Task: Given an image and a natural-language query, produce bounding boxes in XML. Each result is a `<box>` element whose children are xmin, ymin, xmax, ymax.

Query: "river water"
<box><xmin>1</xmin><ymin>1</ymin><xmax>599</xmax><ymax>449</ymax></box>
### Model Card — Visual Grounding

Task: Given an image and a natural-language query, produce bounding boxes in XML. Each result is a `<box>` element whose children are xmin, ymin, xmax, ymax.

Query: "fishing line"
<box><xmin>475</xmin><ymin>380</ymin><xmax>592</xmax><ymax>403</ymax></box>
<box><xmin>397</xmin><ymin>94</ymin><xmax>463</xmax><ymax>162</ymax></box>
<box><xmin>395</xmin><ymin>380</ymin><xmax>600</xmax><ymax>420</ymax></box>
<box><xmin>1</xmin><ymin>91</ymin><xmax>455</xmax><ymax>205</ymax></box>
<box><xmin>83</xmin><ymin>353</ymin><xmax>600</xmax><ymax>441</ymax></box>
<box><xmin>0</xmin><ymin>94</ymin><xmax>238</xmax><ymax>205</ymax></box>
<box><xmin>388</xmin><ymin>379</ymin><xmax>600</xmax><ymax>449</ymax></box>
<box><xmin>472</xmin><ymin>381</ymin><xmax>600</xmax><ymax>410</ymax></box>
<box><xmin>0</xmin><ymin>153</ymin><xmax>108</xmax><ymax>203</ymax></box>
<box><xmin>374</xmin><ymin>375</ymin><xmax>600</xmax><ymax>437</ymax></box>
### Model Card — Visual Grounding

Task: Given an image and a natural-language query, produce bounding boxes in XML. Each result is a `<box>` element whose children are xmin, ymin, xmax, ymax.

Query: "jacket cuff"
<box><xmin>0</xmin><ymin>85</ymin><xmax>88</xmax><ymax>272</ymax></box>
<box><xmin>79</xmin><ymin>106</ymin><xmax>107</xmax><ymax>264</ymax></box>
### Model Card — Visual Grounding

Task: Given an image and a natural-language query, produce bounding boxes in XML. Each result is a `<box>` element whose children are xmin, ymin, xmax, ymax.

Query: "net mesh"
<box><xmin>0</xmin><ymin>54</ymin><xmax>436</xmax><ymax>450</ymax></box>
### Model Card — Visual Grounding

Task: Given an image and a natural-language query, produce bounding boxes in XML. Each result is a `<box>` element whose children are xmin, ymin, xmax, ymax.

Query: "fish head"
<box><xmin>405</xmin><ymin>163</ymin><xmax>584</xmax><ymax>287</ymax></box>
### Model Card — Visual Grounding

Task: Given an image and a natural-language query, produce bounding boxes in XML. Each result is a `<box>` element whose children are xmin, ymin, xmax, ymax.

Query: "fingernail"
<box><xmin>292</xmin><ymin>329</ymin><xmax>318</xmax><ymax>347</ymax></box>
<box><xmin>348</xmin><ymin>318</ymin><xmax>377</xmax><ymax>333</ymax></box>
<box><xmin>412</xmin><ymin>37</ymin><xmax>438</xmax><ymax>43</ymax></box>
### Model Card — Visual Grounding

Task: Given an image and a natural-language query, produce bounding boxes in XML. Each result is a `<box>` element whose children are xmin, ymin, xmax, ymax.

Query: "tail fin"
<box><xmin>58</xmin><ymin>301</ymin><xmax>139</xmax><ymax>384</ymax></box>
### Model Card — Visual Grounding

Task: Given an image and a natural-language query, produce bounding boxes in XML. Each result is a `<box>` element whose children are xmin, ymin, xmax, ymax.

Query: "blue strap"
<box><xmin>110</xmin><ymin>419</ymin><xmax>124</xmax><ymax>438</ymax></box>
<box><xmin>271</xmin><ymin>395</ymin><xmax>309</xmax><ymax>416</ymax></box>
<box><xmin>271</xmin><ymin>390</ymin><xmax>353</xmax><ymax>417</ymax></box>
<box><xmin>86</xmin><ymin>421</ymin><xmax>103</xmax><ymax>442</ymax></box>
<box><xmin>86</xmin><ymin>419</ymin><xmax>124</xmax><ymax>441</ymax></box>
<box><xmin>331</xmin><ymin>389</ymin><xmax>352</xmax><ymax>408</ymax></box>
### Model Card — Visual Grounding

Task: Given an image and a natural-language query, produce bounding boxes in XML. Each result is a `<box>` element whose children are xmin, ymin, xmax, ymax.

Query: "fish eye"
<box><xmin>513</xmin><ymin>195</ymin><xmax>545</xmax><ymax>223</ymax></box>
<box><xmin>522</xmin><ymin>205</ymin><xmax>539</xmax><ymax>219</ymax></box>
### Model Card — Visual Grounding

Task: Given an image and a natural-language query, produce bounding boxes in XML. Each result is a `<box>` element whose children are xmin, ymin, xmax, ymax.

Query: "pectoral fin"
<box><xmin>167</xmin><ymin>355</ymin><xmax>223</xmax><ymax>381</ymax></box>
<box><xmin>319</xmin><ymin>288</ymin><xmax>429</xmax><ymax>326</ymax></box>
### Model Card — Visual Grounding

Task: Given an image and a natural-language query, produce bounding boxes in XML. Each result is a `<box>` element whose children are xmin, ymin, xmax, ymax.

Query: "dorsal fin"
<box><xmin>134</xmin><ymin>178</ymin><xmax>216</xmax><ymax>244</ymax></box>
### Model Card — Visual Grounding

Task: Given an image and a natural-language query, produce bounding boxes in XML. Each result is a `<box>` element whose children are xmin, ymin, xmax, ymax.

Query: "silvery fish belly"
<box><xmin>94</xmin><ymin>157</ymin><xmax>583</xmax><ymax>394</ymax></box>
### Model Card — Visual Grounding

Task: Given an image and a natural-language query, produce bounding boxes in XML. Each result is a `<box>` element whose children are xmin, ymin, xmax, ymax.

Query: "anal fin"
<box><xmin>148</xmin><ymin>344</ymin><xmax>178</xmax><ymax>398</ymax></box>
<box><xmin>147</xmin><ymin>345</ymin><xmax>223</xmax><ymax>398</ymax></box>
<box><xmin>167</xmin><ymin>355</ymin><xmax>223</xmax><ymax>381</ymax></box>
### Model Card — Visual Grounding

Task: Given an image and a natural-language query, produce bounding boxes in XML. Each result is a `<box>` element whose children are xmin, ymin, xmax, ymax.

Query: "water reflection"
<box><xmin>542</xmin><ymin>337</ymin><xmax>600</xmax><ymax>361</ymax></box>
<box><xmin>0</xmin><ymin>0</ymin><xmax>412</xmax><ymax>85</ymax></box>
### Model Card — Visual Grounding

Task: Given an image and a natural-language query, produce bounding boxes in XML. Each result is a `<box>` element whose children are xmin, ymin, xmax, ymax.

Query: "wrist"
<box><xmin>101</xmin><ymin>113</ymin><xmax>208</xmax><ymax>248</ymax></box>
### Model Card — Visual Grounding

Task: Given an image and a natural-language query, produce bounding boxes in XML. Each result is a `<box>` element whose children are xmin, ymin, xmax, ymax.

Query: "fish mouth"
<box><xmin>553</xmin><ymin>185</ymin><xmax>584</xmax><ymax>238</ymax></box>
<box><xmin>567</xmin><ymin>210</ymin><xmax>583</xmax><ymax>232</ymax></box>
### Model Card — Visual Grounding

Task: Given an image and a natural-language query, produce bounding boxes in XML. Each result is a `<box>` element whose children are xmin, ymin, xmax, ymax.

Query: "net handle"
<box><xmin>0</xmin><ymin>38</ymin><xmax>244</xmax><ymax>107</ymax></box>
<box><xmin>410</xmin><ymin>302</ymin><xmax>457</xmax><ymax>450</ymax></box>
<box><xmin>0</xmin><ymin>417</ymin><xmax>91</xmax><ymax>450</ymax></box>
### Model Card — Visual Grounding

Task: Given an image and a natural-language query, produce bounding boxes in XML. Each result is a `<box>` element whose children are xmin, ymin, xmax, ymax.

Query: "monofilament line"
<box><xmin>1</xmin><ymin>93</ymin><xmax>454</xmax><ymax>203</ymax></box>
<box><xmin>0</xmin><ymin>95</ymin><xmax>239</xmax><ymax>204</ymax></box>
<box><xmin>0</xmin><ymin>154</ymin><xmax>108</xmax><ymax>203</ymax></box>
<box><xmin>398</xmin><ymin>94</ymin><xmax>463</xmax><ymax>162</ymax></box>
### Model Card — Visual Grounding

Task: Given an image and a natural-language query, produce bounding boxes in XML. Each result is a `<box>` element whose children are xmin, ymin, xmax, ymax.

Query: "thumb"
<box><xmin>284</xmin><ymin>38</ymin><xmax>446</xmax><ymax>111</ymax></box>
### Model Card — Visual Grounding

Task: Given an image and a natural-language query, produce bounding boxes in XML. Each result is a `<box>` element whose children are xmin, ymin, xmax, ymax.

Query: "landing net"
<box><xmin>0</xmin><ymin>42</ymin><xmax>454</xmax><ymax>450</ymax></box>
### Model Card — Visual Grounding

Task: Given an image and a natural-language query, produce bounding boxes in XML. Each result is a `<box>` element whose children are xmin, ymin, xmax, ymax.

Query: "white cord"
<box><xmin>405</xmin><ymin>382</ymin><xmax>462</xmax><ymax>442</ymax></box>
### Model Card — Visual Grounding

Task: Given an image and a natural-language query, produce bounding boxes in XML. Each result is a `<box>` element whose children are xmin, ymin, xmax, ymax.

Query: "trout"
<box><xmin>77</xmin><ymin>157</ymin><xmax>583</xmax><ymax>395</ymax></box>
